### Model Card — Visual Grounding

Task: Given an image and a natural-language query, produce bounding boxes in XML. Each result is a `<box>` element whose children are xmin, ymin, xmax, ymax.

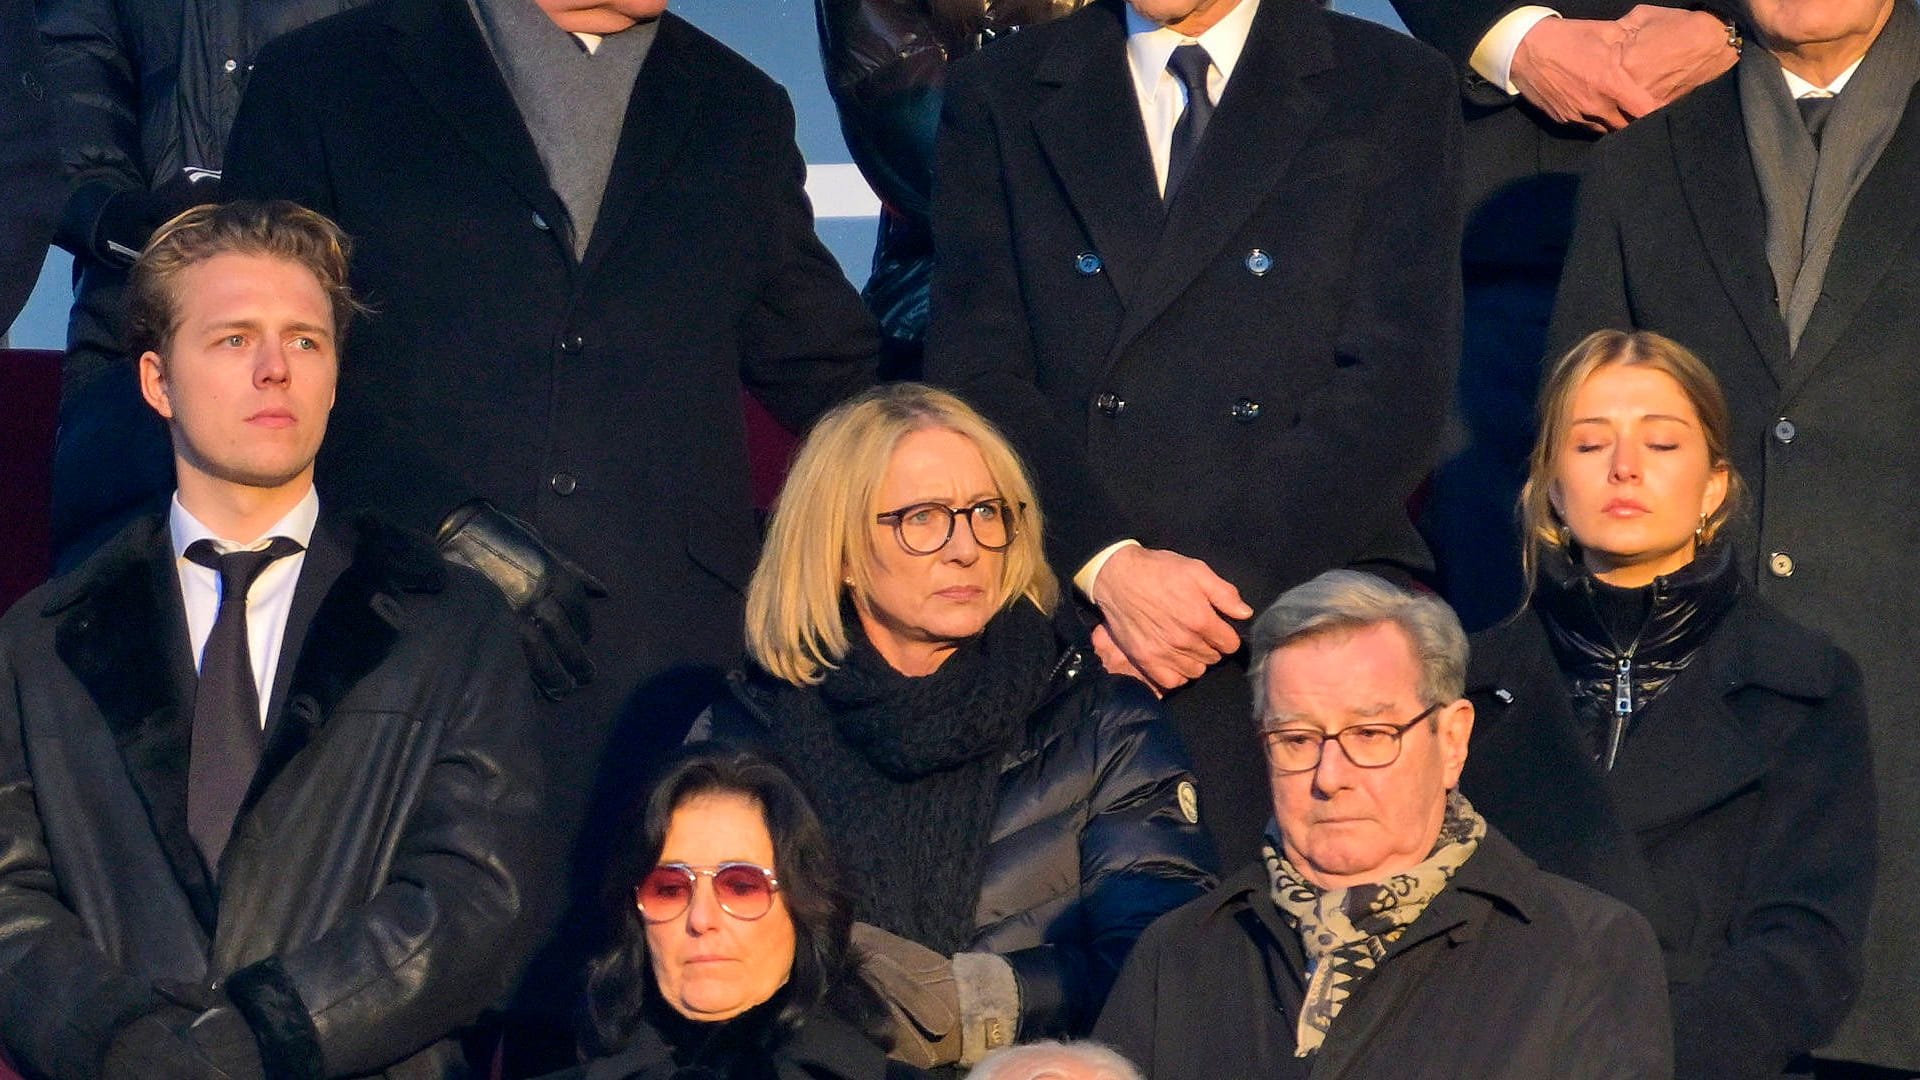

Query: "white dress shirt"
<box><xmin>1784</xmin><ymin>57</ymin><xmax>1864</xmax><ymax>99</ymax></box>
<box><xmin>170</xmin><ymin>487</ymin><xmax>320</xmax><ymax>728</ymax></box>
<box><xmin>1124</xmin><ymin>0</ymin><xmax>1262</xmax><ymax>196</ymax></box>
<box><xmin>1471</xmin><ymin>5</ymin><xmax>1560</xmax><ymax>95</ymax></box>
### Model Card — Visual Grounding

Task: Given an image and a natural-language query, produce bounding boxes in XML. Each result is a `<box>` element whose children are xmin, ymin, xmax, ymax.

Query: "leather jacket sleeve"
<box><xmin>1001</xmin><ymin>676</ymin><xmax>1217</xmax><ymax>1036</ymax></box>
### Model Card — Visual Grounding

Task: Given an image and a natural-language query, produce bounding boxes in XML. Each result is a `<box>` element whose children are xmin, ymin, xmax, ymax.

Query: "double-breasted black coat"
<box><xmin>1549</xmin><ymin>63</ymin><xmax>1920</xmax><ymax>1070</ymax></box>
<box><xmin>1463</xmin><ymin>591</ymin><xmax>1875</xmax><ymax>1079</ymax></box>
<box><xmin>222</xmin><ymin>0</ymin><xmax>879</xmax><ymax>806</ymax></box>
<box><xmin>923</xmin><ymin>0</ymin><xmax>1459</xmax><ymax>859</ymax></box>
<box><xmin>0</xmin><ymin>514</ymin><xmax>549</xmax><ymax>1078</ymax></box>
<box><xmin>1091</xmin><ymin>829</ymin><xmax>1673</xmax><ymax>1079</ymax></box>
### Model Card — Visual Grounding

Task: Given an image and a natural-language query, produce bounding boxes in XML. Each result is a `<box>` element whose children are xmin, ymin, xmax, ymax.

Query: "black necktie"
<box><xmin>185</xmin><ymin>536</ymin><xmax>303</xmax><ymax>871</ymax></box>
<box><xmin>1798</xmin><ymin>94</ymin><xmax>1837</xmax><ymax>150</ymax></box>
<box><xmin>1165</xmin><ymin>43</ymin><xmax>1215</xmax><ymax>203</ymax></box>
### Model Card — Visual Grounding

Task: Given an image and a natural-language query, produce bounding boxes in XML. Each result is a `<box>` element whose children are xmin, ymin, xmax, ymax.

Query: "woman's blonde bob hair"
<box><xmin>1519</xmin><ymin>329</ymin><xmax>1745</xmax><ymax>585</ymax></box>
<box><xmin>746</xmin><ymin>383</ymin><xmax>1060</xmax><ymax>686</ymax></box>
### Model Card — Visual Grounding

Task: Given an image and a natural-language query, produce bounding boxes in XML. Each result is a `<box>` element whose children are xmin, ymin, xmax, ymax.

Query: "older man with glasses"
<box><xmin>1093</xmin><ymin>570</ymin><xmax>1672</xmax><ymax>1079</ymax></box>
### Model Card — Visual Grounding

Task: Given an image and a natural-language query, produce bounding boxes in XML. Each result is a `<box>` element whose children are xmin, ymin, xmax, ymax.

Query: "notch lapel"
<box><xmin>1785</xmin><ymin>86</ymin><xmax>1920</xmax><ymax>399</ymax></box>
<box><xmin>1670</xmin><ymin>79</ymin><xmax>1794</xmax><ymax>388</ymax></box>
<box><xmin>382</xmin><ymin>0</ymin><xmax>570</xmax><ymax>261</ymax></box>
<box><xmin>1104</xmin><ymin>0</ymin><xmax>1334</xmax><ymax>365</ymax></box>
<box><xmin>1030</xmin><ymin>0</ymin><xmax>1164</xmax><ymax>308</ymax></box>
<box><xmin>578</xmin><ymin>15</ymin><xmax>703</xmax><ymax>279</ymax></box>
<box><xmin>50</xmin><ymin>520</ymin><xmax>219</xmax><ymax>931</ymax></box>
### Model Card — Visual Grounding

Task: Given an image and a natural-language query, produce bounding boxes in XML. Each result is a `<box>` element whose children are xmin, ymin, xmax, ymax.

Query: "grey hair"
<box><xmin>1247</xmin><ymin>570</ymin><xmax>1468</xmax><ymax>726</ymax></box>
<box><xmin>969</xmin><ymin>1041</ymin><xmax>1145</xmax><ymax>1080</ymax></box>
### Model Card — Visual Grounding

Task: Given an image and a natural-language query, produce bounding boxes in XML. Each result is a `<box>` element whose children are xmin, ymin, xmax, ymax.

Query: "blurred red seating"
<box><xmin>0</xmin><ymin>348</ymin><xmax>56</xmax><ymax>612</ymax></box>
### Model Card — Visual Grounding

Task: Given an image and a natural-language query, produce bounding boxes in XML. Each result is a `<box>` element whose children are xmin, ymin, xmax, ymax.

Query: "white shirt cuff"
<box><xmin>1471</xmin><ymin>6</ymin><xmax>1561</xmax><ymax>95</ymax></box>
<box><xmin>1074</xmin><ymin>539</ymin><xmax>1142</xmax><ymax>599</ymax></box>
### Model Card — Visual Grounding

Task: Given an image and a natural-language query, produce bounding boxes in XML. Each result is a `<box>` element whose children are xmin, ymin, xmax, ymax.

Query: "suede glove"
<box><xmin>437</xmin><ymin>498</ymin><xmax>609</xmax><ymax>700</ymax></box>
<box><xmin>101</xmin><ymin>1004</ymin><xmax>265</xmax><ymax>1080</ymax></box>
<box><xmin>851</xmin><ymin>922</ymin><xmax>962</xmax><ymax>1068</ymax></box>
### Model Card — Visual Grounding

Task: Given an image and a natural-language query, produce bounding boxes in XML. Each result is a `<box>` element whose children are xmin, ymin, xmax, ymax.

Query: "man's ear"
<box><xmin>137</xmin><ymin>350</ymin><xmax>173</xmax><ymax>420</ymax></box>
<box><xmin>1437</xmin><ymin>697</ymin><xmax>1474</xmax><ymax>790</ymax></box>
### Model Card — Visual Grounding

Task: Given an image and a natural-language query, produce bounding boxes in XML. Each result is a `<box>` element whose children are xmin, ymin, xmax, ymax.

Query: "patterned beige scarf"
<box><xmin>1262</xmin><ymin>791</ymin><xmax>1486</xmax><ymax>1057</ymax></box>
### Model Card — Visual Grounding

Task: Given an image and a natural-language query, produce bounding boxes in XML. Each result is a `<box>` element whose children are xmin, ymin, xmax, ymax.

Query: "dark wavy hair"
<box><xmin>581</xmin><ymin>742</ymin><xmax>884</xmax><ymax>1056</ymax></box>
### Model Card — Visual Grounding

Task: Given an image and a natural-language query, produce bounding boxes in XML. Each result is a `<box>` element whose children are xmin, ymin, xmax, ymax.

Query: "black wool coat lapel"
<box><xmin>1029</xmin><ymin>0</ymin><xmax>1162</xmax><ymax>310</ymax></box>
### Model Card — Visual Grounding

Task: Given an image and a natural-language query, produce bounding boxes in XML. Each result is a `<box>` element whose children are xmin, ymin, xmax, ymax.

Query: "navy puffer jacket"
<box><xmin>697</xmin><ymin>629</ymin><xmax>1216</xmax><ymax>1038</ymax></box>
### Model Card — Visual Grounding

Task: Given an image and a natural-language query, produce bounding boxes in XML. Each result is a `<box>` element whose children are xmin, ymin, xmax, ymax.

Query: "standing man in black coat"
<box><xmin>222</xmin><ymin>0</ymin><xmax>877</xmax><ymax>1057</ymax></box>
<box><xmin>1550</xmin><ymin>0</ymin><xmax>1920</xmax><ymax>1069</ymax></box>
<box><xmin>0</xmin><ymin>0</ymin><xmax>59</xmax><ymax>335</ymax></box>
<box><xmin>0</xmin><ymin>201</ymin><xmax>547</xmax><ymax>1079</ymax></box>
<box><xmin>1389</xmin><ymin>0</ymin><xmax>1740</xmax><ymax>628</ymax></box>
<box><xmin>924</xmin><ymin>0</ymin><xmax>1460</xmax><ymax>861</ymax></box>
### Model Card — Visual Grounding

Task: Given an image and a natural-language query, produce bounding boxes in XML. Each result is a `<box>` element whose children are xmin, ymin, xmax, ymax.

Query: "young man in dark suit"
<box><xmin>0</xmin><ymin>201</ymin><xmax>547</xmax><ymax>1079</ymax></box>
<box><xmin>925</xmin><ymin>0</ymin><xmax>1460</xmax><ymax>861</ymax></box>
<box><xmin>1551</xmin><ymin>1</ymin><xmax>1919</xmax><ymax>1071</ymax></box>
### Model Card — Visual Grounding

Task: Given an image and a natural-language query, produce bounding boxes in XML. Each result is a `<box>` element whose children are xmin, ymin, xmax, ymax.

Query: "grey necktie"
<box><xmin>185</xmin><ymin>536</ymin><xmax>302</xmax><ymax>872</ymax></box>
<box><xmin>1165</xmin><ymin>43</ymin><xmax>1215</xmax><ymax>203</ymax></box>
<box><xmin>1798</xmin><ymin>94</ymin><xmax>1838</xmax><ymax>149</ymax></box>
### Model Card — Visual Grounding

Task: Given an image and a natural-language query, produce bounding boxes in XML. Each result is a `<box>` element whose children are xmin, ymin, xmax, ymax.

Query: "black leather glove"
<box><xmin>101</xmin><ymin>1004</ymin><xmax>265</xmax><ymax>1080</ymax></box>
<box><xmin>851</xmin><ymin>922</ymin><xmax>962</xmax><ymax>1068</ymax></box>
<box><xmin>91</xmin><ymin>171</ymin><xmax>222</xmax><ymax>265</ymax></box>
<box><xmin>437</xmin><ymin>498</ymin><xmax>609</xmax><ymax>700</ymax></box>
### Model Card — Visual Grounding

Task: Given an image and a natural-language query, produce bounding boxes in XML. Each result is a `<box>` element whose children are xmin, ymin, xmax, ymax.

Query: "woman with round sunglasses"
<box><xmin>1458</xmin><ymin>331</ymin><xmax>1874</xmax><ymax>1080</ymax></box>
<box><xmin>693</xmin><ymin>383</ymin><xmax>1215</xmax><ymax>1072</ymax></box>
<box><xmin>549</xmin><ymin>743</ymin><xmax>929</xmax><ymax>1080</ymax></box>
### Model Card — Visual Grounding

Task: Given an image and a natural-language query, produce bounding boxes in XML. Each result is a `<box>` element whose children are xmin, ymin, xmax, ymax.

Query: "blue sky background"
<box><xmin>5</xmin><ymin>0</ymin><xmax>1406</xmax><ymax>349</ymax></box>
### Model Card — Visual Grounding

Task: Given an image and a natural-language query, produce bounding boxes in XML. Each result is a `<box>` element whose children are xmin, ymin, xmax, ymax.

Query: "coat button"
<box><xmin>1095</xmin><ymin>392</ymin><xmax>1125</xmax><ymax>417</ymax></box>
<box><xmin>1073</xmin><ymin>251</ymin><xmax>1103</xmax><ymax>276</ymax></box>
<box><xmin>532</xmin><ymin>211</ymin><xmax>551</xmax><ymax>231</ymax></box>
<box><xmin>1769</xmin><ymin>551</ymin><xmax>1794</xmax><ymax>577</ymax></box>
<box><xmin>550</xmin><ymin>472</ymin><xmax>578</xmax><ymax>496</ymax></box>
<box><xmin>558</xmin><ymin>334</ymin><xmax>584</xmax><ymax>354</ymax></box>
<box><xmin>1773</xmin><ymin>418</ymin><xmax>1797</xmax><ymax>444</ymax></box>
<box><xmin>1229</xmin><ymin>397</ymin><xmax>1262</xmax><ymax>421</ymax></box>
<box><xmin>1245</xmin><ymin>249</ymin><xmax>1273</xmax><ymax>276</ymax></box>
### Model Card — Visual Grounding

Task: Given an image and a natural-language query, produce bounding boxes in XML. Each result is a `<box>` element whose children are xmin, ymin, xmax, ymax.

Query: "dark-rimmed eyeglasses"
<box><xmin>635</xmin><ymin>862</ymin><xmax>782</xmax><ymax>923</ymax></box>
<box><xmin>1261</xmin><ymin>703</ymin><xmax>1442</xmax><ymax>774</ymax></box>
<box><xmin>874</xmin><ymin>499</ymin><xmax>1021</xmax><ymax>556</ymax></box>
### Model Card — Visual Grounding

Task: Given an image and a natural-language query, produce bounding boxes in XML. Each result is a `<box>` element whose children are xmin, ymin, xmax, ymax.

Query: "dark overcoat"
<box><xmin>1091</xmin><ymin>829</ymin><xmax>1673</xmax><ymax>1080</ymax></box>
<box><xmin>923</xmin><ymin>0</ymin><xmax>1459</xmax><ymax>858</ymax></box>
<box><xmin>222</xmin><ymin>0</ymin><xmax>879</xmax><ymax>805</ymax></box>
<box><xmin>0</xmin><ymin>514</ymin><xmax>548</xmax><ymax>1078</ymax></box>
<box><xmin>0</xmin><ymin>0</ymin><xmax>57</xmax><ymax>331</ymax></box>
<box><xmin>1548</xmin><ymin>63</ymin><xmax>1920</xmax><ymax>1069</ymax></box>
<box><xmin>1463</xmin><ymin>596</ymin><xmax>1875</xmax><ymax>1079</ymax></box>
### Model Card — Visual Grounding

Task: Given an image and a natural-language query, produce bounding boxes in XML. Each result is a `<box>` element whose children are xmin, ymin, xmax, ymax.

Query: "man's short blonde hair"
<box><xmin>745</xmin><ymin>383</ymin><xmax>1059</xmax><ymax>685</ymax></box>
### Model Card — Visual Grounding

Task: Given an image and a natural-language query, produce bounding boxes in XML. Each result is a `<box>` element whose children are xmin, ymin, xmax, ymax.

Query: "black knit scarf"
<box><xmin>763</xmin><ymin>599</ymin><xmax>1059</xmax><ymax>954</ymax></box>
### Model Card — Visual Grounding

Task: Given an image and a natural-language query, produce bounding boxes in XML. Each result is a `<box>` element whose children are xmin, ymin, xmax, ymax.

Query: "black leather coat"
<box><xmin>1464</xmin><ymin>560</ymin><xmax>1876</xmax><ymax>1079</ymax></box>
<box><xmin>0</xmin><ymin>513</ymin><xmax>550</xmax><ymax>1079</ymax></box>
<box><xmin>699</xmin><ymin>622</ymin><xmax>1216</xmax><ymax>1039</ymax></box>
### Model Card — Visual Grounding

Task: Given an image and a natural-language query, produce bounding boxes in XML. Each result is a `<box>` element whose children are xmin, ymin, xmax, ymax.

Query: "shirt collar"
<box><xmin>1783</xmin><ymin>54</ymin><xmax>1865</xmax><ymax>98</ymax></box>
<box><xmin>170</xmin><ymin>485</ymin><xmax>321</xmax><ymax>559</ymax></box>
<box><xmin>1125</xmin><ymin>0</ymin><xmax>1261</xmax><ymax>106</ymax></box>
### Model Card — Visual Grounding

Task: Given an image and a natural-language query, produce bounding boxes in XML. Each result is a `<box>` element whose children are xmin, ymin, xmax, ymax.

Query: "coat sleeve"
<box><xmin>0</xmin><ymin>0</ymin><xmax>60</xmax><ymax>328</ymax></box>
<box><xmin>732</xmin><ymin>86</ymin><xmax>880</xmax><ymax>436</ymax></box>
<box><xmin>1670</xmin><ymin>650</ymin><xmax>1876</xmax><ymax>1080</ymax></box>
<box><xmin>1001</xmin><ymin>678</ymin><xmax>1217</xmax><ymax>1037</ymax></box>
<box><xmin>1546</xmin><ymin>136</ymin><xmax>1637</xmax><ymax>358</ymax></box>
<box><xmin>1087</xmin><ymin>904</ymin><xmax>1167</xmax><ymax>1073</ymax></box>
<box><xmin>219</xmin><ymin>583</ymin><xmax>551</xmax><ymax>1079</ymax></box>
<box><xmin>815</xmin><ymin>0</ymin><xmax>946</xmax><ymax>224</ymax></box>
<box><xmin>1389</xmin><ymin>0</ymin><xmax>1642</xmax><ymax>71</ymax></box>
<box><xmin>923</xmin><ymin>58</ymin><xmax>1135</xmax><ymax>571</ymax></box>
<box><xmin>37</xmin><ymin>0</ymin><xmax>143</xmax><ymax>262</ymax></box>
<box><xmin>1556</xmin><ymin>898</ymin><xmax>1674</xmax><ymax>1080</ymax></box>
<box><xmin>0</xmin><ymin>625</ymin><xmax>167</xmax><ymax>1079</ymax></box>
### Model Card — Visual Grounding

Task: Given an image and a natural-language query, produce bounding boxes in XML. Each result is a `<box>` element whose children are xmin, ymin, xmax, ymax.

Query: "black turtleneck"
<box><xmin>1532</xmin><ymin>541</ymin><xmax>1742</xmax><ymax>770</ymax></box>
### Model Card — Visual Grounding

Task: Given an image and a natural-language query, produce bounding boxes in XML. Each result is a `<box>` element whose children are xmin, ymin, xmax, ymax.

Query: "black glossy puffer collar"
<box><xmin>1532</xmin><ymin>541</ymin><xmax>1743</xmax><ymax>768</ymax></box>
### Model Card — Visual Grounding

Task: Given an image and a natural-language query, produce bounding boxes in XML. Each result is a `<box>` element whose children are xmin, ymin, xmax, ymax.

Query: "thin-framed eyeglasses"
<box><xmin>1261</xmin><ymin>703</ymin><xmax>1443</xmax><ymax>774</ymax></box>
<box><xmin>635</xmin><ymin>861</ymin><xmax>782</xmax><ymax>923</ymax></box>
<box><xmin>874</xmin><ymin>498</ymin><xmax>1022</xmax><ymax>555</ymax></box>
